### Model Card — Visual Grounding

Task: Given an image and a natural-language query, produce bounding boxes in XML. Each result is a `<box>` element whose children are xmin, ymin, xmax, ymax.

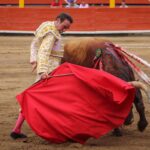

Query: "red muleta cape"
<box><xmin>16</xmin><ymin>63</ymin><xmax>135</xmax><ymax>144</ymax></box>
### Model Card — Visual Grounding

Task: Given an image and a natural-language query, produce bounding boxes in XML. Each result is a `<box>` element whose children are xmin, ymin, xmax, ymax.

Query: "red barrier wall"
<box><xmin>0</xmin><ymin>0</ymin><xmax>150</xmax><ymax>5</ymax></box>
<box><xmin>0</xmin><ymin>7</ymin><xmax>150</xmax><ymax>31</ymax></box>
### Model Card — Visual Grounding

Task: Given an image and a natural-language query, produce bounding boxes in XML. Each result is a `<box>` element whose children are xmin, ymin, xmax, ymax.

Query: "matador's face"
<box><xmin>56</xmin><ymin>19</ymin><xmax>71</xmax><ymax>33</ymax></box>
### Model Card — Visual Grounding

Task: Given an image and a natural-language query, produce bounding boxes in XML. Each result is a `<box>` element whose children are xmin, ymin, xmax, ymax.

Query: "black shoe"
<box><xmin>10</xmin><ymin>132</ymin><xmax>27</xmax><ymax>139</ymax></box>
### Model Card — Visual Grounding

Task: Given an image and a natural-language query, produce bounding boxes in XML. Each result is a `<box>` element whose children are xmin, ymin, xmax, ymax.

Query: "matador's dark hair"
<box><xmin>56</xmin><ymin>12</ymin><xmax>73</xmax><ymax>23</ymax></box>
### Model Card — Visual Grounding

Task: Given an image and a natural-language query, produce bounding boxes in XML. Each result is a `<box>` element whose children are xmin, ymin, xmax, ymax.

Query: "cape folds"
<box><xmin>16</xmin><ymin>63</ymin><xmax>135</xmax><ymax>143</ymax></box>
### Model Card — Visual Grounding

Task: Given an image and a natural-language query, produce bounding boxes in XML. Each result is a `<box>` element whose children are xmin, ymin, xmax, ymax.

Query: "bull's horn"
<box><xmin>129</xmin><ymin>81</ymin><xmax>150</xmax><ymax>103</ymax></box>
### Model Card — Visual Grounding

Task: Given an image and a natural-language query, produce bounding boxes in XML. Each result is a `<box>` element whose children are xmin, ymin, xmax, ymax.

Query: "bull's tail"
<box><xmin>129</xmin><ymin>81</ymin><xmax>150</xmax><ymax>103</ymax></box>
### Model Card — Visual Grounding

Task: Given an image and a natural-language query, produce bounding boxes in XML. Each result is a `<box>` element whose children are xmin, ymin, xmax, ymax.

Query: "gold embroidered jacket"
<box><xmin>30</xmin><ymin>21</ymin><xmax>63</xmax><ymax>74</ymax></box>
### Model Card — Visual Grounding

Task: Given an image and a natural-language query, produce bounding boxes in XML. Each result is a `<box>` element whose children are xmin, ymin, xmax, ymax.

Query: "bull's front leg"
<box><xmin>124</xmin><ymin>107</ymin><xmax>134</xmax><ymax>125</ymax></box>
<box><xmin>112</xmin><ymin>128</ymin><xmax>123</xmax><ymax>137</ymax></box>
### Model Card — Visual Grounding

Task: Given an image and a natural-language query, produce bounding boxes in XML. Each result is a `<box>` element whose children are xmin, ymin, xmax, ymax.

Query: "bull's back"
<box><xmin>63</xmin><ymin>37</ymin><xmax>110</xmax><ymax>67</ymax></box>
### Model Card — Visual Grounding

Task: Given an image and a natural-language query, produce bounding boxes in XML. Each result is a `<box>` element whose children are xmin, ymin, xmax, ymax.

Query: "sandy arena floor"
<box><xmin>0</xmin><ymin>35</ymin><xmax>150</xmax><ymax>150</ymax></box>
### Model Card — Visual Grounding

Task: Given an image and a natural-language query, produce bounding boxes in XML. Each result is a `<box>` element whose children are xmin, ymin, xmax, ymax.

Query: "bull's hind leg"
<box><xmin>134</xmin><ymin>89</ymin><xmax>148</xmax><ymax>132</ymax></box>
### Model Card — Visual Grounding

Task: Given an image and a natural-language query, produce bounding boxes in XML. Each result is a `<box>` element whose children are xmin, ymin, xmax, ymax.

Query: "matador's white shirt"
<box><xmin>30</xmin><ymin>21</ymin><xmax>63</xmax><ymax>75</ymax></box>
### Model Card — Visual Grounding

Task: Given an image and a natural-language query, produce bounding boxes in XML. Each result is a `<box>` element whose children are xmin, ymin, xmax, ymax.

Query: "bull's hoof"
<box><xmin>112</xmin><ymin>128</ymin><xmax>123</xmax><ymax>137</ymax></box>
<box><xmin>138</xmin><ymin>120</ymin><xmax>148</xmax><ymax>132</ymax></box>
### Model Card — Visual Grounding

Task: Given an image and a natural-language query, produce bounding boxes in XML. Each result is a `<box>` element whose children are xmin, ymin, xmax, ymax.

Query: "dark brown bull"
<box><xmin>61</xmin><ymin>37</ymin><xmax>148</xmax><ymax>136</ymax></box>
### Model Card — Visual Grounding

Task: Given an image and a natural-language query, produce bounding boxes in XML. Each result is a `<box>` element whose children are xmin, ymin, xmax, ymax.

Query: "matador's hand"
<box><xmin>40</xmin><ymin>72</ymin><xmax>49</xmax><ymax>80</ymax></box>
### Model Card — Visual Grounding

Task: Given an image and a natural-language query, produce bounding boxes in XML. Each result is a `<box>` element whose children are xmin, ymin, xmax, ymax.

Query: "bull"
<box><xmin>61</xmin><ymin>37</ymin><xmax>149</xmax><ymax>136</ymax></box>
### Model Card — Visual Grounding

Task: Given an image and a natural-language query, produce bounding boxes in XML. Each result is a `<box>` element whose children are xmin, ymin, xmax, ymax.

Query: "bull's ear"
<box><xmin>95</xmin><ymin>48</ymin><xmax>102</xmax><ymax>58</ymax></box>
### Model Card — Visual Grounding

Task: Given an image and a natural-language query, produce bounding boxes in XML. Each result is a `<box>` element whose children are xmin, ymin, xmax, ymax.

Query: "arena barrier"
<box><xmin>0</xmin><ymin>0</ymin><xmax>150</xmax><ymax>5</ymax></box>
<box><xmin>0</xmin><ymin>7</ymin><xmax>150</xmax><ymax>34</ymax></box>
